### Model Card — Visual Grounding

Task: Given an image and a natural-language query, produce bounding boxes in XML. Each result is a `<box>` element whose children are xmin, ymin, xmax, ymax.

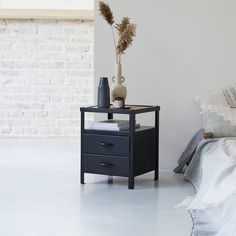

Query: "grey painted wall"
<box><xmin>95</xmin><ymin>0</ymin><xmax>236</xmax><ymax>168</ymax></box>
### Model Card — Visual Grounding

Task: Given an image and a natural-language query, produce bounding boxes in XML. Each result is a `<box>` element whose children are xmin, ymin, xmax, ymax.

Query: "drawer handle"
<box><xmin>99</xmin><ymin>162</ymin><xmax>115</xmax><ymax>167</ymax></box>
<box><xmin>98</xmin><ymin>142</ymin><xmax>113</xmax><ymax>147</ymax></box>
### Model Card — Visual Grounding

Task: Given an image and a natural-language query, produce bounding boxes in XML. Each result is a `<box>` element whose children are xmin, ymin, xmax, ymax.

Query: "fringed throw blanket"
<box><xmin>176</xmin><ymin>138</ymin><xmax>236</xmax><ymax>236</ymax></box>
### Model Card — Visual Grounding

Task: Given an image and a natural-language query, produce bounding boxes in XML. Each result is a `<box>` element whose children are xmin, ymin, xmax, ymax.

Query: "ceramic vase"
<box><xmin>111</xmin><ymin>63</ymin><xmax>127</xmax><ymax>102</ymax></box>
<box><xmin>97</xmin><ymin>77</ymin><xmax>110</xmax><ymax>108</ymax></box>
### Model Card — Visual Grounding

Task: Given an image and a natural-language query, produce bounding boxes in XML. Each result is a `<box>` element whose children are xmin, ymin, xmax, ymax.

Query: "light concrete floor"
<box><xmin>0</xmin><ymin>139</ymin><xmax>194</xmax><ymax>236</ymax></box>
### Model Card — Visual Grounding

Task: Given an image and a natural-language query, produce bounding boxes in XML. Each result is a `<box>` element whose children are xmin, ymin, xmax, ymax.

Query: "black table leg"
<box><xmin>128</xmin><ymin>113</ymin><xmax>135</xmax><ymax>189</ymax></box>
<box><xmin>154</xmin><ymin>110</ymin><xmax>159</xmax><ymax>180</ymax></box>
<box><xmin>107</xmin><ymin>113</ymin><xmax>114</xmax><ymax>184</ymax></box>
<box><xmin>108</xmin><ymin>113</ymin><xmax>113</xmax><ymax>120</ymax></box>
<box><xmin>81</xmin><ymin>111</ymin><xmax>85</xmax><ymax>184</ymax></box>
<box><xmin>81</xmin><ymin>171</ymin><xmax>85</xmax><ymax>184</ymax></box>
<box><xmin>108</xmin><ymin>176</ymin><xmax>113</xmax><ymax>184</ymax></box>
<box><xmin>128</xmin><ymin>176</ymin><xmax>134</xmax><ymax>189</ymax></box>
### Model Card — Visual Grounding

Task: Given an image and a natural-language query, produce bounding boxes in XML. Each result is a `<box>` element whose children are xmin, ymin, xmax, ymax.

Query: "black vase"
<box><xmin>97</xmin><ymin>77</ymin><xmax>110</xmax><ymax>108</ymax></box>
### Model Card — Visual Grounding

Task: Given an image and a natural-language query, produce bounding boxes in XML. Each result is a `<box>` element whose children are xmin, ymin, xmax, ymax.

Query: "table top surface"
<box><xmin>80</xmin><ymin>105</ymin><xmax>160</xmax><ymax>114</ymax></box>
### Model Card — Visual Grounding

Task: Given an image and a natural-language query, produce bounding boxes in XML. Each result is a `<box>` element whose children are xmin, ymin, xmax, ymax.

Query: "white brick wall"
<box><xmin>0</xmin><ymin>19</ymin><xmax>94</xmax><ymax>137</ymax></box>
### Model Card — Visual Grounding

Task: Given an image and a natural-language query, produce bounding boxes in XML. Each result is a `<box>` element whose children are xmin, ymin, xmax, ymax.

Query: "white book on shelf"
<box><xmin>89</xmin><ymin>119</ymin><xmax>140</xmax><ymax>131</ymax></box>
<box><xmin>90</xmin><ymin>119</ymin><xmax>128</xmax><ymax>128</ymax></box>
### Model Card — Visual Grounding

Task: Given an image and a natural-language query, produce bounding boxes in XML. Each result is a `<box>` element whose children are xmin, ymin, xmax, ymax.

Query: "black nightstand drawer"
<box><xmin>83</xmin><ymin>134</ymin><xmax>129</xmax><ymax>156</ymax></box>
<box><xmin>82</xmin><ymin>154</ymin><xmax>129</xmax><ymax>177</ymax></box>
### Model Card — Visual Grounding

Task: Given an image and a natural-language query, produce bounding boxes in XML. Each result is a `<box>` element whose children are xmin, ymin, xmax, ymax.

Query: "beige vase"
<box><xmin>111</xmin><ymin>63</ymin><xmax>127</xmax><ymax>102</ymax></box>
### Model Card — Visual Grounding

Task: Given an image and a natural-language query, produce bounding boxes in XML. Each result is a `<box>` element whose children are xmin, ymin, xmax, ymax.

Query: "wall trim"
<box><xmin>0</xmin><ymin>9</ymin><xmax>94</xmax><ymax>20</ymax></box>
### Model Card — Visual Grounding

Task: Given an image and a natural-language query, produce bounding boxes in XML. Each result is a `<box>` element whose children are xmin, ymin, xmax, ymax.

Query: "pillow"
<box><xmin>195</xmin><ymin>88</ymin><xmax>228</xmax><ymax>107</ymax></box>
<box><xmin>196</xmin><ymin>86</ymin><xmax>236</xmax><ymax>137</ymax></box>
<box><xmin>222</xmin><ymin>87</ymin><xmax>236</xmax><ymax>108</ymax></box>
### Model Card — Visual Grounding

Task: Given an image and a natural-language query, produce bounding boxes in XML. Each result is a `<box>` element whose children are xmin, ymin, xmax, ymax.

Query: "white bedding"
<box><xmin>176</xmin><ymin>138</ymin><xmax>236</xmax><ymax>236</ymax></box>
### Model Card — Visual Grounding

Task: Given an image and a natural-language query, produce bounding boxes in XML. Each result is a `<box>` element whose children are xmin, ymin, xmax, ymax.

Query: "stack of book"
<box><xmin>89</xmin><ymin>119</ymin><xmax>140</xmax><ymax>131</ymax></box>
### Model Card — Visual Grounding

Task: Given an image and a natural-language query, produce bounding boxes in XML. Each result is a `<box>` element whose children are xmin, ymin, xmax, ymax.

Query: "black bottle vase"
<box><xmin>97</xmin><ymin>77</ymin><xmax>110</xmax><ymax>108</ymax></box>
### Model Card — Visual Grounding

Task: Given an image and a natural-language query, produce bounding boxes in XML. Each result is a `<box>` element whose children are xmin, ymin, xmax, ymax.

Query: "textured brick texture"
<box><xmin>0</xmin><ymin>19</ymin><xmax>94</xmax><ymax>137</ymax></box>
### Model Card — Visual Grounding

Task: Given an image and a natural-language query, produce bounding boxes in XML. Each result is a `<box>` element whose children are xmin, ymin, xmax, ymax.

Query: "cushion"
<box><xmin>222</xmin><ymin>87</ymin><xmax>236</xmax><ymax>108</ymax></box>
<box><xmin>195</xmin><ymin>88</ymin><xmax>228</xmax><ymax>107</ymax></box>
<box><xmin>196</xmin><ymin>86</ymin><xmax>236</xmax><ymax>137</ymax></box>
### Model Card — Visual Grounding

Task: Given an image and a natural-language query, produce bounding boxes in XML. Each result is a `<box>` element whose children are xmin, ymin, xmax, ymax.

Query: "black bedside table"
<box><xmin>80</xmin><ymin>105</ymin><xmax>160</xmax><ymax>189</ymax></box>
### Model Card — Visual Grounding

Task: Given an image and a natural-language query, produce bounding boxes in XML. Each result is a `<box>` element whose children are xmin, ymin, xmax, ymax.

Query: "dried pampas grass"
<box><xmin>98</xmin><ymin>1</ymin><xmax>136</xmax><ymax>63</ymax></box>
<box><xmin>115</xmin><ymin>17</ymin><xmax>130</xmax><ymax>36</ymax></box>
<box><xmin>98</xmin><ymin>1</ymin><xmax>114</xmax><ymax>25</ymax></box>
<box><xmin>117</xmin><ymin>23</ymin><xmax>136</xmax><ymax>54</ymax></box>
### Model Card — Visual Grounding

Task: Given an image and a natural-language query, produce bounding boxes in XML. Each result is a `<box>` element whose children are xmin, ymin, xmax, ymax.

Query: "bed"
<box><xmin>175</xmin><ymin>86</ymin><xmax>236</xmax><ymax>236</ymax></box>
